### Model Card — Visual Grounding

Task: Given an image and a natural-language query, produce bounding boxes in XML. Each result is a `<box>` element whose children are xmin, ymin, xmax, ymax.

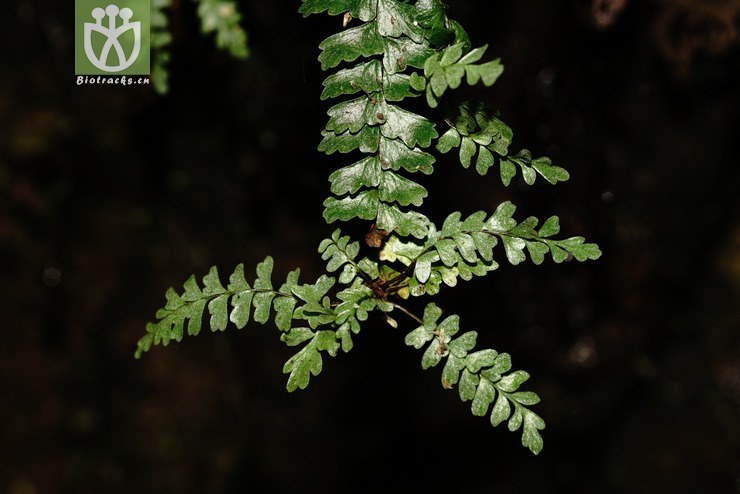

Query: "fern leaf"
<box><xmin>423</xmin><ymin>43</ymin><xmax>504</xmax><ymax>107</ymax></box>
<box><xmin>140</xmin><ymin>0</ymin><xmax>603</xmax><ymax>458</ymax></box>
<box><xmin>274</xmin><ymin>269</ymin><xmax>301</xmax><ymax>331</ymax></box>
<box><xmin>314</xmin><ymin>0</ymin><xmax>442</xmax><ymax>236</ymax></box>
<box><xmin>321</xmin><ymin>60</ymin><xmax>384</xmax><ymax>100</ymax></box>
<box><xmin>329</xmin><ymin>156</ymin><xmax>382</xmax><ymax>196</ymax></box>
<box><xmin>405</xmin><ymin>303</ymin><xmax>546</xmax><ymax>454</ymax></box>
<box><xmin>379</xmin><ymin>136</ymin><xmax>435</xmax><ymax>174</ymax></box>
<box><xmin>135</xmin><ymin>257</ymin><xmax>301</xmax><ymax>358</ymax></box>
<box><xmin>283</xmin><ymin>329</ymin><xmax>341</xmax><ymax>391</ymax></box>
<box><xmin>383</xmin><ymin>36</ymin><xmax>436</xmax><ymax>73</ymax></box>
<box><xmin>319</xmin><ymin>127</ymin><xmax>380</xmax><ymax>155</ymax></box>
<box><xmin>227</xmin><ymin>263</ymin><xmax>253</xmax><ymax>328</ymax></box>
<box><xmin>376</xmin><ymin>203</ymin><xmax>431</xmax><ymax>239</ymax></box>
<box><xmin>334</xmin><ymin>281</ymin><xmax>376</xmax><ymax>341</ymax></box>
<box><xmin>378</xmin><ymin>172</ymin><xmax>427</xmax><ymax>207</ymax></box>
<box><xmin>323</xmin><ymin>191</ymin><xmax>379</xmax><ymax>223</ymax></box>
<box><xmin>437</xmin><ymin>103</ymin><xmax>572</xmax><ymax>185</ymax></box>
<box><xmin>299</xmin><ymin>0</ymin><xmax>376</xmax><ymax>21</ymax></box>
<box><xmin>377</xmin><ymin>201</ymin><xmax>600</xmax><ymax>296</ymax></box>
<box><xmin>319</xmin><ymin>23</ymin><xmax>385</xmax><ymax>70</ymax></box>
<box><xmin>326</xmin><ymin>96</ymin><xmax>382</xmax><ymax>134</ymax></box>
<box><xmin>381</xmin><ymin>106</ymin><xmax>438</xmax><ymax>148</ymax></box>
<box><xmin>319</xmin><ymin>230</ymin><xmax>380</xmax><ymax>290</ymax></box>
<box><xmin>376</xmin><ymin>0</ymin><xmax>425</xmax><ymax>42</ymax></box>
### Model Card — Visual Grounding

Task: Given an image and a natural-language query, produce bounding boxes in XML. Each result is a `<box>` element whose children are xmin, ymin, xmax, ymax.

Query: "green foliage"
<box><xmin>150</xmin><ymin>0</ymin><xmax>173</xmax><ymax>94</ymax></box>
<box><xmin>149</xmin><ymin>0</ymin><xmax>249</xmax><ymax>94</ymax></box>
<box><xmin>437</xmin><ymin>102</ymin><xmax>570</xmax><ymax>184</ymax></box>
<box><xmin>135</xmin><ymin>257</ymin><xmax>298</xmax><ymax>357</ymax></box>
<box><xmin>137</xmin><ymin>0</ymin><xmax>604</xmax><ymax>456</ymax></box>
<box><xmin>315</xmin><ymin>0</ymin><xmax>444</xmax><ymax>234</ymax></box>
<box><xmin>424</xmin><ymin>43</ymin><xmax>504</xmax><ymax>107</ymax></box>
<box><xmin>195</xmin><ymin>0</ymin><xmax>249</xmax><ymax>59</ymax></box>
<box><xmin>405</xmin><ymin>303</ymin><xmax>545</xmax><ymax>454</ymax></box>
<box><xmin>379</xmin><ymin>202</ymin><xmax>600</xmax><ymax>297</ymax></box>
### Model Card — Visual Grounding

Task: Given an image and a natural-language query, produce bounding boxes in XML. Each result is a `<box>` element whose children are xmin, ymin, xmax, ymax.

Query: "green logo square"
<box><xmin>75</xmin><ymin>0</ymin><xmax>150</xmax><ymax>75</ymax></box>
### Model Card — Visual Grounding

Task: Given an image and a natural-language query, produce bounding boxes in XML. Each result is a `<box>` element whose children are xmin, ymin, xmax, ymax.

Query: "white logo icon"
<box><xmin>84</xmin><ymin>4</ymin><xmax>141</xmax><ymax>72</ymax></box>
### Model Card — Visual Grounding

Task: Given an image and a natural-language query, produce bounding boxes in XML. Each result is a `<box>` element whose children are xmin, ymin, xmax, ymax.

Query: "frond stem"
<box><xmin>391</xmin><ymin>302</ymin><xmax>423</xmax><ymax>325</ymax></box>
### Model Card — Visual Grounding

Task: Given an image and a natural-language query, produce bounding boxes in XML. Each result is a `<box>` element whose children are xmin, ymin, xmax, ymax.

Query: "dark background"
<box><xmin>2</xmin><ymin>0</ymin><xmax>739</xmax><ymax>493</ymax></box>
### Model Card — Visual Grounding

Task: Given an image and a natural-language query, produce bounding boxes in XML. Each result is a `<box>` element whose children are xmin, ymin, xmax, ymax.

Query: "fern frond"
<box><xmin>135</xmin><ymin>257</ymin><xmax>298</xmax><ymax>358</ymax></box>
<box><xmin>380</xmin><ymin>202</ymin><xmax>602</xmax><ymax>296</ymax></box>
<box><xmin>138</xmin><ymin>1</ymin><xmax>604</xmax><ymax>457</ymax></box>
<box><xmin>405</xmin><ymin>303</ymin><xmax>546</xmax><ymax>454</ymax></box>
<box><xmin>287</xmin><ymin>272</ymin><xmax>377</xmax><ymax>387</ymax></box>
<box><xmin>310</xmin><ymin>0</ymin><xmax>443</xmax><ymax>237</ymax></box>
<box><xmin>438</xmin><ymin>102</ymin><xmax>570</xmax><ymax>185</ymax></box>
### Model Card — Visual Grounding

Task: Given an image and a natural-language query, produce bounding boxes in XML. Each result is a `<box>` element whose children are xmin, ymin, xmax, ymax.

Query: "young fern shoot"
<box><xmin>136</xmin><ymin>0</ymin><xmax>602</xmax><ymax>456</ymax></box>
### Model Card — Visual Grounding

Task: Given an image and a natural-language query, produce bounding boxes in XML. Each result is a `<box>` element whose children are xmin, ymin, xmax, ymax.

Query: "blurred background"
<box><xmin>2</xmin><ymin>0</ymin><xmax>739</xmax><ymax>492</ymax></box>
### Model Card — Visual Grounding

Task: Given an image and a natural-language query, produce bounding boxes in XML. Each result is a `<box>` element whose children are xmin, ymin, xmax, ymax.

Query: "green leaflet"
<box><xmin>299</xmin><ymin>0</ymin><xmax>377</xmax><ymax>21</ymax></box>
<box><xmin>319</xmin><ymin>23</ymin><xmax>385</xmax><ymax>70</ymax></box>
<box><xmin>321</xmin><ymin>60</ymin><xmax>384</xmax><ymax>100</ymax></box>
<box><xmin>323</xmin><ymin>190</ymin><xmax>379</xmax><ymax>223</ymax></box>
<box><xmin>378</xmin><ymin>171</ymin><xmax>428</xmax><ymax>207</ymax></box>
<box><xmin>376</xmin><ymin>203</ymin><xmax>431</xmax><ymax>239</ymax></box>
<box><xmin>424</xmin><ymin>43</ymin><xmax>504</xmax><ymax>107</ymax></box>
<box><xmin>319</xmin><ymin>229</ymin><xmax>361</xmax><ymax>272</ymax></box>
<box><xmin>376</xmin><ymin>0</ymin><xmax>425</xmax><ymax>42</ymax></box>
<box><xmin>328</xmin><ymin>157</ymin><xmax>429</xmax><ymax>205</ymax></box>
<box><xmin>329</xmin><ymin>156</ymin><xmax>382</xmax><ymax>195</ymax></box>
<box><xmin>321</xmin><ymin>60</ymin><xmax>420</xmax><ymax>102</ymax></box>
<box><xmin>415</xmin><ymin>0</ymin><xmax>454</xmax><ymax>47</ymax></box>
<box><xmin>292</xmin><ymin>280</ymin><xmax>336</xmax><ymax>332</ymax></box>
<box><xmin>319</xmin><ymin>228</ymin><xmax>379</xmax><ymax>282</ymax></box>
<box><xmin>405</xmin><ymin>303</ymin><xmax>546</xmax><ymax>454</ymax></box>
<box><xmin>326</xmin><ymin>99</ymin><xmax>436</xmax><ymax>148</ymax></box>
<box><xmin>196</xmin><ymin>0</ymin><xmax>249</xmax><ymax>59</ymax></box>
<box><xmin>384</xmin><ymin>36</ymin><xmax>436</xmax><ymax>74</ymax></box>
<box><xmin>380</xmin><ymin>106</ymin><xmax>437</xmax><ymax>148</ymax></box>
<box><xmin>507</xmin><ymin>150</ymin><xmax>570</xmax><ymax>186</ymax></box>
<box><xmin>379</xmin><ymin>137</ymin><xmax>435</xmax><ymax>175</ymax></box>
<box><xmin>319</xmin><ymin>127</ymin><xmax>380</xmax><ymax>155</ymax></box>
<box><xmin>325</xmin><ymin>96</ymin><xmax>383</xmax><ymax>134</ymax></box>
<box><xmin>283</xmin><ymin>329</ymin><xmax>341</xmax><ymax>391</ymax></box>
